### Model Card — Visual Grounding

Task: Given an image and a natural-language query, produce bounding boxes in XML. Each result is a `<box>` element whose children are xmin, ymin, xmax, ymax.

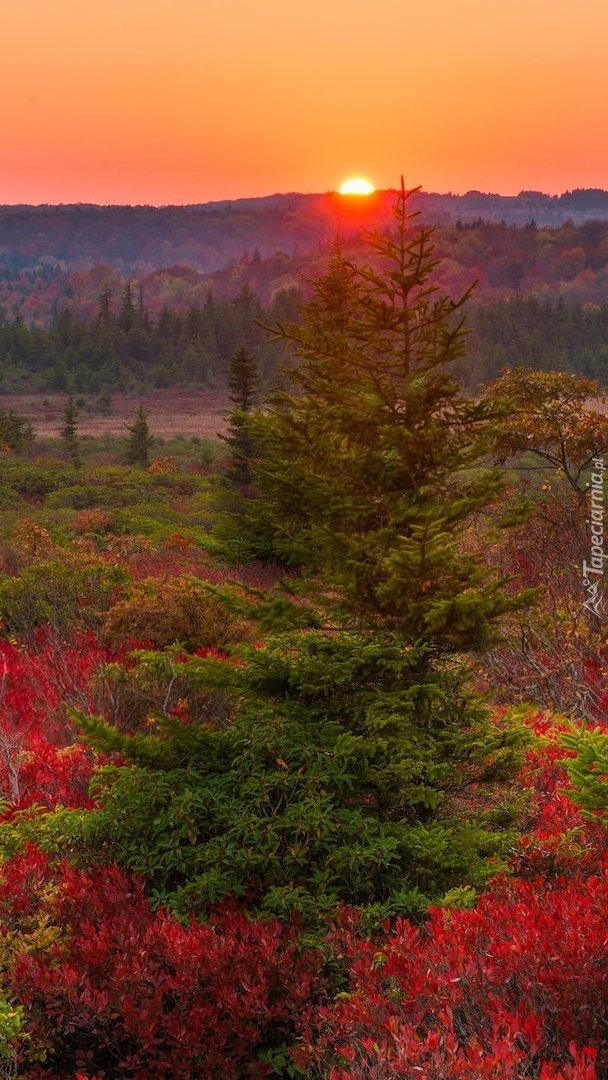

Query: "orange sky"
<box><xmin>2</xmin><ymin>0</ymin><xmax>607</xmax><ymax>205</ymax></box>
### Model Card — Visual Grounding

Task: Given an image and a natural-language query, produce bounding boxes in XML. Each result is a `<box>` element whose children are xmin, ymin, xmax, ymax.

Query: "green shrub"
<box><xmin>562</xmin><ymin>726</ymin><xmax>608</xmax><ymax>826</ymax></box>
<box><xmin>0</xmin><ymin>557</ymin><xmax>128</xmax><ymax>639</ymax></box>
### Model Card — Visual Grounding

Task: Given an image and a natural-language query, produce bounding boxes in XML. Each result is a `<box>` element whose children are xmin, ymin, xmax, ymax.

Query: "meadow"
<box><xmin>0</xmin><ymin>423</ymin><xmax>604</xmax><ymax>1080</ymax></box>
<box><xmin>0</xmin><ymin>390</ymin><xmax>228</xmax><ymax>441</ymax></box>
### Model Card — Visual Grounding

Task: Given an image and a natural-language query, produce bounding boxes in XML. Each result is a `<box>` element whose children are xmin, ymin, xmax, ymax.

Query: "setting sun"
<box><xmin>339</xmin><ymin>177</ymin><xmax>375</xmax><ymax>195</ymax></box>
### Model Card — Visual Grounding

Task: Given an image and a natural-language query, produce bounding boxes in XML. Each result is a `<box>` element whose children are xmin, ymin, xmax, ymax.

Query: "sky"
<box><xmin>2</xmin><ymin>0</ymin><xmax>607</xmax><ymax>206</ymax></box>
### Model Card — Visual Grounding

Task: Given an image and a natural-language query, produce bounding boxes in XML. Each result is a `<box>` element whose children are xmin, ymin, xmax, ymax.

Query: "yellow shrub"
<box><xmin>102</xmin><ymin>576</ymin><xmax>241</xmax><ymax>651</ymax></box>
<box><xmin>148</xmin><ymin>456</ymin><xmax>178</xmax><ymax>475</ymax></box>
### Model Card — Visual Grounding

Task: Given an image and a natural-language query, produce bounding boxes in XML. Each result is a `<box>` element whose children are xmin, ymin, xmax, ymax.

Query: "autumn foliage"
<box><xmin>0</xmin><ymin>553</ymin><xmax>605</xmax><ymax>1076</ymax></box>
<box><xmin>0</xmin><ymin>852</ymin><xmax>323</xmax><ymax>1079</ymax></box>
<box><xmin>0</xmin><ymin>702</ymin><xmax>606</xmax><ymax>1077</ymax></box>
<box><xmin>2</xmin><ymin>198</ymin><xmax>608</xmax><ymax>1079</ymax></box>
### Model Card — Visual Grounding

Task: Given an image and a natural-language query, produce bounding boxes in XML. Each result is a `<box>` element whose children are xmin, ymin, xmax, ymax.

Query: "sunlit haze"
<box><xmin>340</xmin><ymin>178</ymin><xmax>375</xmax><ymax>195</ymax></box>
<box><xmin>2</xmin><ymin>0</ymin><xmax>608</xmax><ymax>205</ymax></box>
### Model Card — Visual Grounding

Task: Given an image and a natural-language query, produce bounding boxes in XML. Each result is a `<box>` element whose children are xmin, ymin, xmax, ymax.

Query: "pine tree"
<box><xmin>0</xmin><ymin>409</ymin><xmax>33</xmax><ymax>453</ymax></box>
<box><xmin>96</xmin><ymin>285</ymin><xmax>114</xmax><ymax>328</ymax></box>
<box><xmin>60</xmin><ymin>396</ymin><xmax>80</xmax><ymax>467</ymax></box>
<box><xmin>124</xmin><ymin>406</ymin><xmax>154</xmax><ymax>468</ymax></box>
<box><xmin>251</xmin><ymin>184</ymin><xmax>532</xmax><ymax>651</ymax></box>
<box><xmin>23</xmin><ymin>186</ymin><xmax>535</xmax><ymax>929</ymax></box>
<box><xmin>222</xmin><ymin>345</ymin><xmax>260</xmax><ymax>487</ymax></box>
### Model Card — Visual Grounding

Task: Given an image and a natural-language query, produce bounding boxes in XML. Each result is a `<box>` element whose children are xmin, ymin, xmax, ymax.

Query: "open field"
<box><xmin>0</xmin><ymin>390</ymin><xmax>229</xmax><ymax>441</ymax></box>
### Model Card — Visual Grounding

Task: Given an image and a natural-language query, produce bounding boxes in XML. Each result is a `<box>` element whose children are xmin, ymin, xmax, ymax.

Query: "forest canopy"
<box><xmin>4</xmin><ymin>207</ymin><xmax>608</xmax><ymax>393</ymax></box>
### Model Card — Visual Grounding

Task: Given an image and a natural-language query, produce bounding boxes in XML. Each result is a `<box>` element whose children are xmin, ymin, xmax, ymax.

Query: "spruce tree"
<box><xmin>118</xmin><ymin>281</ymin><xmax>138</xmax><ymax>334</ymax></box>
<box><xmin>124</xmin><ymin>406</ymin><xmax>154</xmax><ymax>468</ymax></box>
<box><xmin>0</xmin><ymin>409</ymin><xmax>33</xmax><ymax>453</ymax></box>
<box><xmin>252</xmin><ymin>184</ymin><xmax>531</xmax><ymax>651</ymax></box>
<box><xmin>60</xmin><ymin>395</ymin><xmax>80</xmax><ymax>467</ymax></box>
<box><xmin>222</xmin><ymin>345</ymin><xmax>260</xmax><ymax>487</ymax></box>
<box><xmin>96</xmin><ymin>285</ymin><xmax>114</xmax><ymax>328</ymax></box>
<box><xmin>25</xmin><ymin>186</ymin><xmax>534</xmax><ymax>929</ymax></box>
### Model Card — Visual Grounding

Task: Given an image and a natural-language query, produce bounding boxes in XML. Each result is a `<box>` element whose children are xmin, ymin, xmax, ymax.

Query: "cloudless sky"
<box><xmin>2</xmin><ymin>0</ymin><xmax>607</xmax><ymax>205</ymax></box>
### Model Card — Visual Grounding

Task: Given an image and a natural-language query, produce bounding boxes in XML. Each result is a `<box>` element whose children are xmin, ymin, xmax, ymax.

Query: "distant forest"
<box><xmin>0</xmin><ymin>283</ymin><xmax>298</xmax><ymax>395</ymax></box>
<box><xmin>3</xmin><ymin>190</ymin><xmax>608</xmax><ymax>393</ymax></box>
<box><xmin>2</xmin><ymin>284</ymin><xmax>608</xmax><ymax>396</ymax></box>
<box><xmin>2</xmin><ymin>187</ymin><xmax>608</xmax><ymax>277</ymax></box>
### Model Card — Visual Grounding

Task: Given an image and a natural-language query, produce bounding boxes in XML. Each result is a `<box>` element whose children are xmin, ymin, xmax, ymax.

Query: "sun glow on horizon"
<box><xmin>339</xmin><ymin>177</ymin><xmax>375</xmax><ymax>195</ymax></box>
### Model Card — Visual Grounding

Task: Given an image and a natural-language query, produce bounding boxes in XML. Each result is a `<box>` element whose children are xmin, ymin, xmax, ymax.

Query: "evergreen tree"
<box><xmin>222</xmin><ymin>345</ymin><xmax>260</xmax><ymax>487</ymax></box>
<box><xmin>227</xmin><ymin>343</ymin><xmax>260</xmax><ymax>412</ymax></box>
<box><xmin>118</xmin><ymin>282</ymin><xmax>138</xmax><ymax>334</ymax></box>
<box><xmin>124</xmin><ymin>406</ymin><xmax>154</xmax><ymax>468</ymax></box>
<box><xmin>0</xmin><ymin>409</ymin><xmax>33</xmax><ymax>453</ymax></box>
<box><xmin>561</xmin><ymin>724</ymin><xmax>608</xmax><ymax>827</ymax></box>
<box><xmin>96</xmin><ymin>285</ymin><xmax>114</xmax><ymax>328</ymax></box>
<box><xmin>20</xmin><ymin>186</ymin><xmax>535</xmax><ymax>929</ymax></box>
<box><xmin>53</xmin><ymin>631</ymin><xmax>527</xmax><ymax>927</ymax></box>
<box><xmin>250</xmin><ymin>184</ymin><xmax>532</xmax><ymax>651</ymax></box>
<box><xmin>60</xmin><ymin>395</ymin><xmax>80</xmax><ymax>467</ymax></box>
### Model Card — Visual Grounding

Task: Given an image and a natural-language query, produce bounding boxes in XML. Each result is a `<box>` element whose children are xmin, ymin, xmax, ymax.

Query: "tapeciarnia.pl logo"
<box><xmin>583</xmin><ymin>457</ymin><xmax>606</xmax><ymax>617</ymax></box>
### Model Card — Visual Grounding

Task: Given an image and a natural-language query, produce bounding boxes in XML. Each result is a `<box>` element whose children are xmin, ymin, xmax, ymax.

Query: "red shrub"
<box><xmin>510</xmin><ymin>711</ymin><xmax>608</xmax><ymax>878</ymax></box>
<box><xmin>0</xmin><ymin>853</ymin><xmax>324</xmax><ymax>1079</ymax></box>
<box><xmin>0</xmin><ymin>634</ymin><xmax>123</xmax><ymax>808</ymax></box>
<box><xmin>296</xmin><ymin>861</ymin><xmax>608</xmax><ymax>1080</ymax></box>
<box><xmin>292</xmin><ymin>715</ymin><xmax>608</xmax><ymax>1079</ymax></box>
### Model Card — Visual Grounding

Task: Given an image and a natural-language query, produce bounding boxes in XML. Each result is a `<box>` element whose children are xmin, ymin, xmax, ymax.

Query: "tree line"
<box><xmin>0</xmin><ymin>282</ymin><xmax>297</xmax><ymax>395</ymax></box>
<box><xmin>3</xmin><ymin>283</ymin><xmax>608</xmax><ymax>396</ymax></box>
<box><xmin>462</xmin><ymin>294</ymin><xmax>608</xmax><ymax>388</ymax></box>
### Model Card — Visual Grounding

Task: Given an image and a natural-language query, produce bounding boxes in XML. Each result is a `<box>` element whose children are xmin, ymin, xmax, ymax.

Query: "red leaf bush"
<box><xmin>295</xmin><ymin>868</ymin><xmax>608</xmax><ymax>1078</ymax></box>
<box><xmin>2</xmin><ymin>621</ymin><xmax>608</xmax><ymax>1079</ymax></box>
<box><xmin>0</xmin><ymin>850</ymin><xmax>324</xmax><ymax>1079</ymax></box>
<box><xmin>291</xmin><ymin>714</ymin><xmax>608</xmax><ymax>1079</ymax></box>
<box><xmin>509</xmin><ymin>711</ymin><xmax>608</xmax><ymax>879</ymax></box>
<box><xmin>0</xmin><ymin>634</ymin><xmax>121</xmax><ymax>808</ymax></box>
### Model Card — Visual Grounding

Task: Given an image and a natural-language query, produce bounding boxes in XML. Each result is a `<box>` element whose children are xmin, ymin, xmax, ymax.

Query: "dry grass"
<box><xmin>0</xmin><ymin>390</ymin><xmax>229</xmax><ymax>441</ymax></box>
